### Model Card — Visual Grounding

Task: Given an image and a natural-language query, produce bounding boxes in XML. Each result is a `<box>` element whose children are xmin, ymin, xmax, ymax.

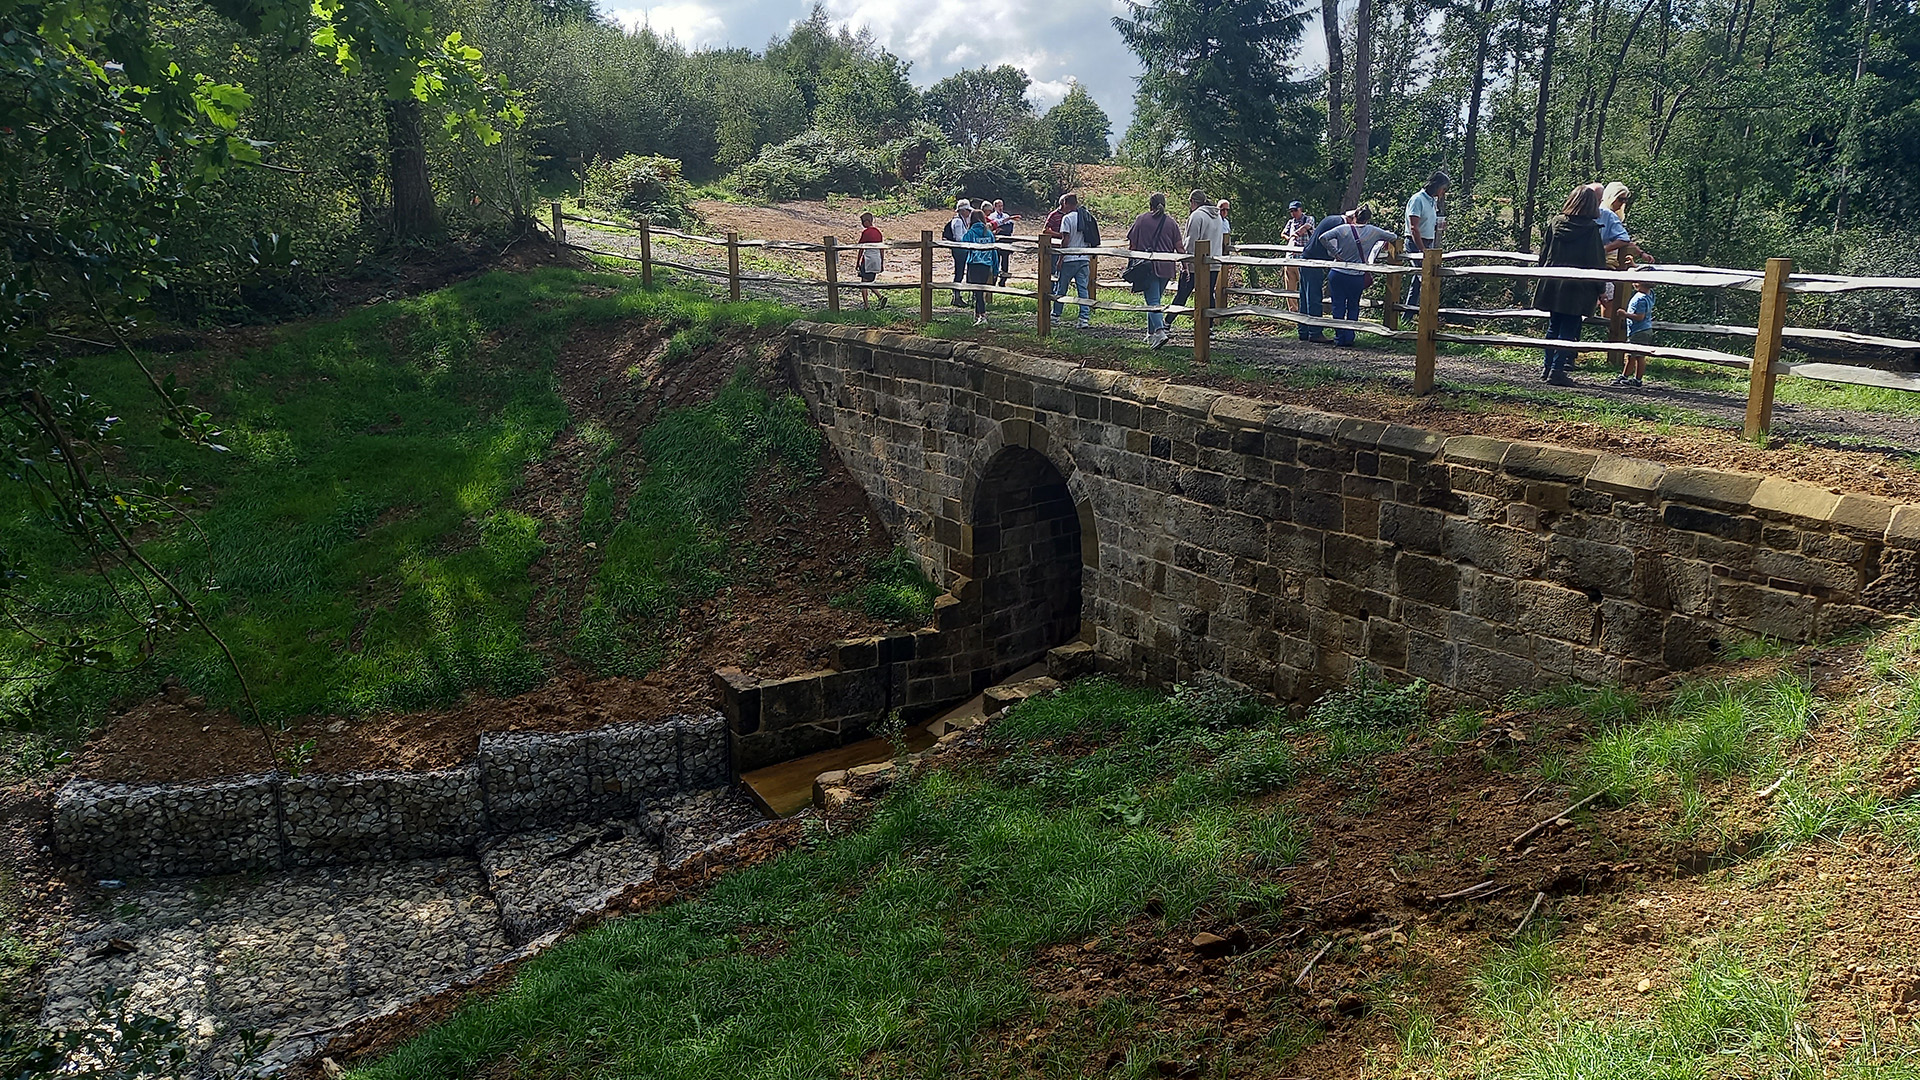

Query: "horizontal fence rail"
<box><xmin>548</xmin><ymin>202</ymin><xmax>1920</xmax><ymax>438</ymax></box>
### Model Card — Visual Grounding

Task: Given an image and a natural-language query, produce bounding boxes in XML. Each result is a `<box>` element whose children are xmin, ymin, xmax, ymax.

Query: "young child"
<box><xmin>1613</xmin><ymin>280</ymin><xmax>1655</xmax><ymax>387</ymax></box>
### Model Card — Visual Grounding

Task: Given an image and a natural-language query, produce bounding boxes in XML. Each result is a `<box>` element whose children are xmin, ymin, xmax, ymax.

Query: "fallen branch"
<box><xmin>1360</xmin><ymin>922</ymin><xmax>1405</xmax><ymax>943</ymax></box>
<box><xmin>1510</xmin><ymin>789</ymin><xmax>1610</xmax><ymax>849</ymax></box>
<box><xmin>1757</xmin><ymin>771</ymin><xmax>1791</xmax><ymax>799</ymax></box>
<box><xmin>1511</xmin><ymin>891</ymin><xmax>1547</xmax><ymax>939</ymax></box>
<box><xmin>1294</xmin><ymin>935</ymin><xmax>1343</xmax><ymax>987</ymax></box>
<box><xmin>1433</xmin><ymin>878</ymin><xmax>1504</xmax><ymax>901</ymax></box>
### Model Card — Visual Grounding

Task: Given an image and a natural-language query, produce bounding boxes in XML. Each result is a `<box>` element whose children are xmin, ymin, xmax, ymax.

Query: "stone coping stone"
<box><xmin>787</xmin><ymin>324</ymin><xmax>1920</xmax><ymax>547</ymax></box>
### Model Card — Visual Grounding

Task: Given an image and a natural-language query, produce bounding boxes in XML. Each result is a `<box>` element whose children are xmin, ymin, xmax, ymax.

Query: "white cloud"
<box><xmin>604</xmin><ymin>2</ymin><xmax>728</xmax><ymax>45</ymax></box>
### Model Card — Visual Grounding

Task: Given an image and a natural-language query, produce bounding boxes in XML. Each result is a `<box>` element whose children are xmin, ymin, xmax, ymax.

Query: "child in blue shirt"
<box><xmin>1613</xmin><ymin>281</ymin><xmax>1655</xmax><ymax>388</ymax></box>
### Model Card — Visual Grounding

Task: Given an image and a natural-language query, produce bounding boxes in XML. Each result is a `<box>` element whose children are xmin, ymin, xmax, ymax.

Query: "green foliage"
<box><xmin>574</xmin><ymin>373</ymin><xmax>821</xmax><ymax>673</ymax></box>
<box><xmin>1044</xmin><ymin>84</ymin><xmax>1114</xmax><ymax>162</ymax></box>
<box><xmin>839</xmin><ymin>547</ymin><xmax>939</xmax><ymax>624</ymax></box>
<box><xmin>583</xmin><ymin>155</ymin><xmax>697</xmax><ymax>227</ymax></box>
<box><xmin>1581</xmin><ymin>672</ymin><xmax>1814</xmax><ymax>803</ymax></box>
<box><xmin>923</xmin><ymin>65</ymin><xmax>1034</xmax><ymax>148</ymax></box>
<box><xmin>727</xmin><ymin>131</ymin><xmax>891</xmax><ymax>202</ymax></box>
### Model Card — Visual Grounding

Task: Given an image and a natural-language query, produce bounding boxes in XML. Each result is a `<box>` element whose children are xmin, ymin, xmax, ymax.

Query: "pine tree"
<box><xmin>1114</xmin><ymin>0</ymin><xmax>1323</xmax><ymax>202</ymax></box>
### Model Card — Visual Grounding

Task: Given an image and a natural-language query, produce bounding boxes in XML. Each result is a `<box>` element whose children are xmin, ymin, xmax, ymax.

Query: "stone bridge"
<box><xmin>723</xmin><ymin>323</ymin><xmax>1918</xmax><ymax>769</ymax></box>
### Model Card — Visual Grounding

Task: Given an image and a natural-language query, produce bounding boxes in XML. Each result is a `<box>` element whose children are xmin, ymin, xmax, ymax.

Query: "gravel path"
<box><xmin>568</xmin><ymin>223</ymin><xmax>1920</xmax><ymax>454</ymax></box>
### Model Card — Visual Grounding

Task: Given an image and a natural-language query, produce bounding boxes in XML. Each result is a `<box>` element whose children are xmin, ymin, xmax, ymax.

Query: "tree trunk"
<box><xmin>1648</xmin><ymin>0</ymin><xmax>1670</xmax><ymax>157</ymax></box>
<box><xmin>1518</xmin><ymin>0</ymin><xmax>1563</xmax><ymax>252</ymax></box>
<box><xmin>1832</xmin><ymin>0</ymin><xmax>1874</xmax><ymax>235</ymax></box>
<box><xmin>386</xmin><ymin>96</ymin><xmax>439</xmax><ymax>240</ymax></box>
<box><xmin>1591</xmin><ymin>0</ymin><xmax>1659</xmax><ymax>175</ymax></box>
<box><xmin>1324</xmin><ymin>0</ymin><xmax>1346</xmax><ymax>160</ymax></box>
<box><xmin>1568</xmin><ymin>0</ymin><xmax>1607</xmax><ymax>177</ymax></box>
<box><xmin>1460</xmin><ymin>0</ymin><xmax>1498</xmax><ymax>196</ymax></box>
<box><xmin>1344</xmin><ymin>0</ymin><xmax>1375</xmax><ymax>209</ymax></box>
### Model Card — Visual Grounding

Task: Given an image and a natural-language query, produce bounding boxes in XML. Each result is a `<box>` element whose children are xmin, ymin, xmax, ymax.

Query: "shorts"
<box><xmin>1627</xmin><ymin>329</ymin><xmax>1653</xmax><ymax>344</ymax></box>
<box><xmin>858</xmin><ymin>271</ymin><xmax>878</xmax><ymax>283</ymax></box>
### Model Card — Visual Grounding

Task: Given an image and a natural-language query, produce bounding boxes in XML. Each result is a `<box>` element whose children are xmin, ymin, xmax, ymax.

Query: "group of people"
<box><xmin>850</xmin><ymin>173</ymin><xmax>1659</xmax><ymax>387</ymax></box>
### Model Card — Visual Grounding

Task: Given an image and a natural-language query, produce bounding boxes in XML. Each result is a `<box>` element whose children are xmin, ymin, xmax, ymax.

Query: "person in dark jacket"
<box><xmin>1296</xmin><ymin>212</ymin><xmax>1352</xmax><ymax>342</ymax></box>
<box><xmin>1533</xmin><ymin>184</ymin><xmax>1608</xmax><ymax>385</ymax></box>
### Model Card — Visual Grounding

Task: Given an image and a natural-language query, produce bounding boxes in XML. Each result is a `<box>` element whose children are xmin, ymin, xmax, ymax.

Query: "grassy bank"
<box><xmin>0</xmin><ymin>269</ymin><xmax>810</xmax><ymax>777</ymax></box>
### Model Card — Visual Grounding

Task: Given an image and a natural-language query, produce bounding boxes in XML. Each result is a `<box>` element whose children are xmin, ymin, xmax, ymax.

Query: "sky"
<box><xmin>599</xmin><ymin>0</ymin><xmax>1152</xmax><ymax>134</ymax></box>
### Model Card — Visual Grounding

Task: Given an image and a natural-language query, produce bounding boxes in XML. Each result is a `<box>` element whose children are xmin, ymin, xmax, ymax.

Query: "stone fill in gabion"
<box><xmin>480</xmin><ymin>819</ymin><xmax>661</xmax><ymax>943</ymax></box>
<box><xmin>53</xmin><ymin>775</ymin><xmax>282</xmax><ymax>879</ymax></box>
<box><xmin>54</xmin><ymin>712</ymin><xmax>731</xmax><ymax>878</ymax></box>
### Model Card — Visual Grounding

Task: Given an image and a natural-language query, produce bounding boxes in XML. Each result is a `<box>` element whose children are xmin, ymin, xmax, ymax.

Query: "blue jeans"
<box><xmin>1143</xmin><ymin>273</ymin><xmax>1168</xmax><ymax>332</ymax></box>
<box><xmin>1329</xmin><ymin>270</ymin><xmax>1364</xmax><ymax>345</ymax></box>
<box><xmin>1544</xmin><ymin>311</ymin><xmax>1583</xmax><ymax>376</ymax></box>
<box><xmin>1298</xmin><ymin>267</ymin><xmax>1326</xmax><ymax>340</ymax></box>
<box><xmin>1052</xmin><ymin>259</ymin><xmax>1091</xmax><ymax>320</ymax></box>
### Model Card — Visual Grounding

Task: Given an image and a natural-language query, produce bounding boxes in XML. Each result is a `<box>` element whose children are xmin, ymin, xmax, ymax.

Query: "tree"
<box><xmin>1344</xmin><ymin>0</ymin><xmax>1376</xmax><ymax>208</ymax></box>
<box><xmin>1044</xmin><ymin>83</ymin><xmax>1113</xmax><ymax>161</ymax></box>
<box><xmin>923</xmin><ymin>65</ymin><xmax>1034</xmax><ymax>147</ymax></box>
<box><xmin>764</xmin><ymin>3</ymin><xmax>883</xmax><ymax>120</ymax></box>
<box><xmin>1115</xmin><ymin>0</ymin><xmax>1323</xmax><ymax>201</ymax></box>
<box><xmin>815</xmin><ymin>52</ymin><xmax>922</xmax><ymax>143</ymax></box>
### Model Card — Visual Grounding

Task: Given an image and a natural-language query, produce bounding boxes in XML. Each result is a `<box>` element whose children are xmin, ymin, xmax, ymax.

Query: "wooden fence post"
<box><xmin>919</xmin><ymin>230</ymin><xmax>935</xmax><ymax>326</ymax></box>
<box><xmin>1383</xmin><ymin>240</ymin><xmax>1404</xmax><ymax>333</ymax></box>
<box><xmin>1193</xmin><ymin>238</ymin><xmax>1213</xmax><ymax>366</ymax></box>
<box><xmin>1744</xmin><ymin>257</ymin><xmax>1793</xmax><ymax>441</ymax></box>
<box><xmin>726</xmin><ymin>231</ymin><xmax>741</xmax><ymax>301</ymax></box>
<box><xmin>1606</xmin><ymin>253</ymin><xmax>1629</xmax><ymax>370</ymax></box>
<box><xmin>1414</xmin><ymin>247</ymin><xmax>1442</xmax><ymax>395</ymax></box>
<box><xmin>1213</xmin><ymin>245</ymin><xmax>1232</xmax><ymax>318</ymax></box>
<box><xmin>550</xmin><ymin>201</ymin><xmax>565</xmax><ymax>244</ymax></box>
<box><xmin>1088</xmin><ymin>254</ymin><xmax>1099</xmax><ymax>304</ymax></box>
<box><xmin>823</xmin><ymin>235</ymin><xmax>840</xmax><ymax>314</ymax></box>
<box><xmin>1037</xmin><ymin>236</ymin><xmax>1054</xmax><ymax>338</ymax></box>
<box><xmin>638</xmin><ymin>217</ymin><xmax>652</xmax><ymax>289</ymax></box>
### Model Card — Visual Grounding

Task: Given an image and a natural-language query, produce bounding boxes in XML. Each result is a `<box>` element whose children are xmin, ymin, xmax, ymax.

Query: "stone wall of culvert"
<box><xmin>787</xmin><ymin>323</ymin><xmax>1919</xmax><ymax>710</ymax></box>
<box><xmin>54</xmin><ymin>713</ymin><xmax>729</xmax><ymax>879</ymax></box>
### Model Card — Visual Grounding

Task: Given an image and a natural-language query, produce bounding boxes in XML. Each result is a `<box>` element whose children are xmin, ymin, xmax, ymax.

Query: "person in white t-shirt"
<box><xmin>1043</xmin><ymin>192</ymin><xmax>1094</xmax><ymax>327</ymax></box>
<box><xmin>1404</xmin><ymin>171</ymin><xmax>1447</xmax><ymax>310</ymax></box>
<box><xmin>945</xmin><ymin>199</ymin><xmax>972</xmax><ymax>306</ymax></box>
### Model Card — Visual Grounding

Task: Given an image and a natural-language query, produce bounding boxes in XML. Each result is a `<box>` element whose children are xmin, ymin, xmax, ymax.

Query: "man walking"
<box><xmin>1169</xmin><ymin>189</ymin><xmax>1224</xmax><ymax>326</ymax></box>
<box><xmin>1044</xmin><ymin>192</ymin><xmax>1094</xmax><ymax>328</ymax></box>
<box><xmin>1404</xmin><ymin>171</ymin><xmax>1447</xmax><ymax>309</ymax></box>
<box><xmin>1127</xmin><ymin>191</ymin><xmax>1185</xmax><ymax>348</ymax></box>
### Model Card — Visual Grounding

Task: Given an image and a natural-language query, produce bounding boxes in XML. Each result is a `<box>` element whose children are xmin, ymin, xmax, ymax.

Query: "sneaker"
<box><xmin>1610</xmin><ymin>374</ymin><xmax>1635</xmax><ymax>387</ymax></box>
<box><xmin>1077</xmin><ymin>317</ymin><xmax>1092</xmax><ymax>329</ymax></box>
<box><xmin>974</xmin><ymin>315</ymin><xmax>987</xmax><ymax>326</ymax></box>
<box><xmin>1548</xmin><ymin>371</ymin><xmax>1576</xmax><ymax>386</ymax></box>
<box><xmin>1631</xmin><ymin>377</ymin><xmax>1643</xmax><ymax>387</ymax></box>
<box><xmin>876</xmin><ymin>295</ymin><xmax>888</xmax><ymax>308</ymax></box>
<box><xmin>1151</xmin><ymin>330</ymin><xmax>1171</xmax><ymax>349</ymax></box>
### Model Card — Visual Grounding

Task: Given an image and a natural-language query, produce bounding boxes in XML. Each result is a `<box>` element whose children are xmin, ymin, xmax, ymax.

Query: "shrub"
<box><xmin>841</xmin><ymin>546</ymin><xmax>938</xmax><ymax>624</ymax></box>
<box><xmin>583</xmin><ymin>155</ymin><xmax>697</xmax><ymax>228</ymax></box>
<box><xmin>728</xmin><ymin>132</ymin><xmax>890</xmax><ymax>202</ymax></box>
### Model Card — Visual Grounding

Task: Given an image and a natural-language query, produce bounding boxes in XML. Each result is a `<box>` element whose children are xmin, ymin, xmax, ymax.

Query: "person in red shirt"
<box><xmin>854</xmin><ymin>212</ymin><xmax>887</xmax><ymax>309</ymax></box>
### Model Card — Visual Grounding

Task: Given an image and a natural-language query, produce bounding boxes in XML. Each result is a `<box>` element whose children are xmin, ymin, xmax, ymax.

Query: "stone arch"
<box><xmin>970</xmin><ymin>443</ymin><xmax>1085</xmax><ymax>685</ymax></box>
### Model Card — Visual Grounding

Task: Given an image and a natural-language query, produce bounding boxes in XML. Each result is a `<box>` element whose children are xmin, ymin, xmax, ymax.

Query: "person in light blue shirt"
<box><xmin>961</xmin><ymin>210</ymin><xmax>999</xmax><ymax>325</ymax></box>
<box><xmin>1612</xmin><ymin>280</ymin><xmax>1656</xmax><ymax>388</ymax></box>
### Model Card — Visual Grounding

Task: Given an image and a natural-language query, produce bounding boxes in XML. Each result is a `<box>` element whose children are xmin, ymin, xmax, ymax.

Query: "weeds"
<box><xmin>834</xmin><ymin>546</ymin><xmax>938</xmax><ymax>624</ymax></box>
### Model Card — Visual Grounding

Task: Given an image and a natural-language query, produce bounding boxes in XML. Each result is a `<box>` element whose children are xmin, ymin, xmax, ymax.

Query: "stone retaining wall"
<box><xmin>55</xmin><ymin>713</ymin><xmax>729</xmax><ymax>878</ymax></box>
<box><xmin>788</xmin><ymin>323</ymin><xmax>1919</xmax><ymax>708</ymax></box>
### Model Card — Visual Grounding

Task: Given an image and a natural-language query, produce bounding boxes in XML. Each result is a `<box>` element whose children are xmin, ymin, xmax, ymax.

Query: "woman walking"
<box><xmin>855</xmin><ymin>212</ymin><xmax>886</xmax><ymax>309</ymax></box>
<box><xmin>961</xmin><ymin>208</ymin><xmax>999</xmax><ymax>325</ymax></box>
<box><xmin>1126</xmin><ymin>192</ymin><xmax>1185</xmax><ymax>348</ymax></box>
<box><xmin>1533</xmin><ymin>185</ymin><xmax>1608</xmax><ymax>386</ymax></box>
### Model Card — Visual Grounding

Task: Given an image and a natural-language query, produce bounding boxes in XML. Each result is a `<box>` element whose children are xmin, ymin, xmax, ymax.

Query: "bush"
<box><xmin>913</xmin><ymin>142</ymin><xmax>1045</xmax><ymax>207</ymax></box>
<box><xmin>728</xmin><ymin>131</ymin><xmax>890</xmax><ymax>201</ymax></box>
<box><xmin>583</xmin><ymin>155</ymin><xmax>697</xmax><ymax>228</ymax></box>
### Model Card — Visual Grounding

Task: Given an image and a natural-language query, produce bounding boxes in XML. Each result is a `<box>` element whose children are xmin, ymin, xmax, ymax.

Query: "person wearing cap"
<box><xmin>1282</xmin><ymin>201</ymin><xmax>1312</xmax><ymax>312</ymax></box>
<box><xmin>1404</xmin><ymin>171</ymin><xmax>1447</xmax><ymax>310</ymax></box>
<box><xmin>945</xmin><ymin>199</ymin><xmax>972</xmax><ymax>306</ymax></box>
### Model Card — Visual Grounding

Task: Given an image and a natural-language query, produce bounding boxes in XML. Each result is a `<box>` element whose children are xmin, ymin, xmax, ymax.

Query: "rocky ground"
<box><xmin>38</xmin><ymin>786</ymin><xmax>768</xmax><ymax>1077</ymax></box>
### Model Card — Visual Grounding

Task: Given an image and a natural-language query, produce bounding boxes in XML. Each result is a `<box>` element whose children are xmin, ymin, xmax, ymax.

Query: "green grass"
<box><xmin>350</xmin><ymin>677</ymin><xmax>1315</xmax><ymax>1080</ymax></box>
<box><xmin>0</xmin><ymin>269</ymin><xmax>814</xmax><ymax>775</ymax></box>
<box><xmin>834</xmin><ymin>545</ymin><xmax>940</xmax><ymax>624</ymax></box>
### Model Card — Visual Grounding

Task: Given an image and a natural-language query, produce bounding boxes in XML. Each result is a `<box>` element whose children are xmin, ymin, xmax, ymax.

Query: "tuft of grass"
<box><xmin>835</xmin><ymin>546</ymin><xmax>939</xmax><ymax>624</ymax></box>
<box><xmin>1581</xmin><ymin>671</ymin><xmax>1813</xmax><ymax>804</ymax></box>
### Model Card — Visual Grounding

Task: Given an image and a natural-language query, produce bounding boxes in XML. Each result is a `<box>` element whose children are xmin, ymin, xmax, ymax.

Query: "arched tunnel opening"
<box><xmin>971</xmin><ymin>447</ymin><xmax>1084</xmax><ymax>687</ymax></box>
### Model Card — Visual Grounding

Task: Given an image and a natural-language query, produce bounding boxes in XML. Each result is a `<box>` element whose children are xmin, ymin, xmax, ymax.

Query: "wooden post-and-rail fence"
<box><xmin>550</xmin><ymin>202</ymin><xmax>1920</xmax><ymax>442</ymax></box>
